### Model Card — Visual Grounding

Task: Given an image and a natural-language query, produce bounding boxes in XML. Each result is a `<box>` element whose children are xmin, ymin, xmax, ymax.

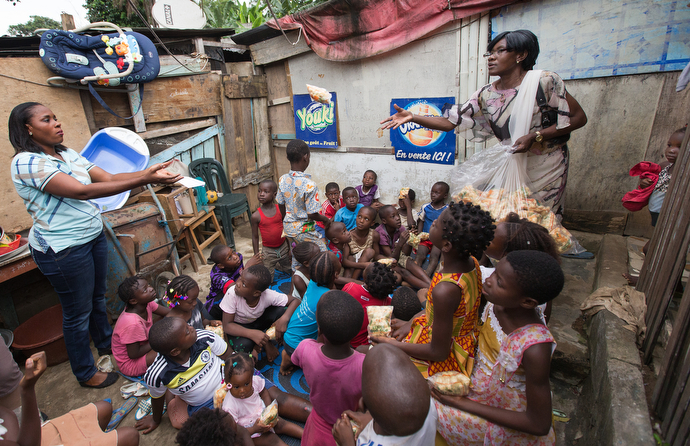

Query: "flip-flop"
<box><xmin>106</xmin><ymin>396</ymin><xmax>137</xmax><ymax>432</ymax></box>
<box><xmin>561</xmin><ymin>251</ymin><xmax>595</xmax><ymax>259</ymax></box>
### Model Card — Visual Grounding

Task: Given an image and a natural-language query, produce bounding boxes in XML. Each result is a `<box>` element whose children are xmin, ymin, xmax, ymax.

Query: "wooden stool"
<box><xmin>182</xmin><ymin>206</ymin><xmax>227</xmax><ymax>264</ymax></box>
<box><xmin>174</xmin><ymin>229</ymin><xmax>199</xmax><ymax>272</ymax></box>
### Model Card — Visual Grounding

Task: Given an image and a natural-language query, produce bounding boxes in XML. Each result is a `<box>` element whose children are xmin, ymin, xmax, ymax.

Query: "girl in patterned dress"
<box><xmin>432</xmin><ymin>250</ymin><xmax>564</xmax><ymax>446</ymax></box>
<box><xmin>371</xmin><ymin>201</ymin><xmax>495</xmax><ymax>379</ymax></box>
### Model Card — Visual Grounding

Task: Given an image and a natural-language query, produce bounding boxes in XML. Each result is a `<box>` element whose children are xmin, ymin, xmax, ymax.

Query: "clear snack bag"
<box><xmin>428</xmin><ymin>370</ymin><xmax>471</xmax><ymax>396</ymax></box>
<box><xmin>367</xmin><ymin>306</ymin><xmax>394</xmax><ymax>338</ymax></box>
<box><xmin>259</xmin><ymin>399</ymin><xmax>279</xmax><ymax>428</ymax></box>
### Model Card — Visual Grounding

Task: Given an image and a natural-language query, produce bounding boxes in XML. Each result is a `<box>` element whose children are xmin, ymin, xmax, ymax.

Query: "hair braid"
<box><xmin>365</xmin><ymin>263</ymin><xmax>397</xmax><ymax>299</ymax></box>
<box><xmin>441</xmin><ymin>201</ymin><xmax>496</xmax><ymax>258</ymax></box>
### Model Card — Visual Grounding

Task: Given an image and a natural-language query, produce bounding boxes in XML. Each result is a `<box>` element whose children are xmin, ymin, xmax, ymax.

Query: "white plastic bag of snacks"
<box><xmin>205</xmin><ymin>325</ymin><xmax>224</xmax><ymax>338</ymax></box>
<box><xmin>428</xmin><ymin>370</ymin><xmax>471</xmax><ymax>396</ymax></box>
<box><xmin>307</xmin><ymin>84</ymin><xmax>332</xmax><ymax>104</ymax></box>
<box><xmin>367</xmin><ymin>306</ymin><xmax>394</xmax><ymax>338</ymax></box>
<box><xmin>259</xmin><ymin>399</ymin><xmax>279</xmax><ymax>427</ymax></box>
<box><xmin>450</xmin><ymin>142</ymin><xmax>584</xmax><ymax>254</ymax></box>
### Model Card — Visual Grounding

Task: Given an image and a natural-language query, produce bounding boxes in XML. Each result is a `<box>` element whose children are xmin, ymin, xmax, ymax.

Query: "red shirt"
<box><xmin>343</xmin><ymin>282</ymin><xmax>391</xmax><ymax>348</ymax></box>
<box><xmin>258</xmin><ymin>204</ymin><xmax>286</xmax><ymax>248</ymax></box>
<box><xmin>317</xmin><ymin>197</ymin><xmax>345</xmax><ymax>229</ymax></box>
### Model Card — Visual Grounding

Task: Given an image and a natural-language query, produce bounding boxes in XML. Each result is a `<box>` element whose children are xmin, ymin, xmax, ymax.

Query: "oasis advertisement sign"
<box><xmin>389</xmin><ymin>97</ymin><xmax>456</xmax><ymax>165</ymax></box>
<box><xmin>293</xmin><ymin>93</ymin><xmax>338</xmax><ymax>149</ymax></box>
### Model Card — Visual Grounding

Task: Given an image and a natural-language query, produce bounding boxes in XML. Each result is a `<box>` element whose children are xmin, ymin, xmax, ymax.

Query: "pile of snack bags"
<box><xmin>452</xmin><ymin>185</ymin><xmax>574</xmax><ymax>253</ymax></box>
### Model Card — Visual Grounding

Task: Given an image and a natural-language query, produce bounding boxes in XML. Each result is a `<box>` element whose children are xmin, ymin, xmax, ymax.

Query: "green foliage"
<box><xmin>83</xmin><ymin>0</ymin><xmax>147</xmax><ymax>28</ymax></box>
<box><xmin>202</xmin><ymin>0</ymin><xmax>329</xmax><ymax>32</ymax></box>
<box><xmin>8</xmin><ymin>15</ymin><xmax>61</xmax><ymax>36</ymax></box>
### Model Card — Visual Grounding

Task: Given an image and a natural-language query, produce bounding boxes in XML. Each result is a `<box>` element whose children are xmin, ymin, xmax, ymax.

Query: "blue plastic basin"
<box><xmin>81</xmin><ymin>128</ymin><xmax>150</xmax><ymax>212</ymax></box>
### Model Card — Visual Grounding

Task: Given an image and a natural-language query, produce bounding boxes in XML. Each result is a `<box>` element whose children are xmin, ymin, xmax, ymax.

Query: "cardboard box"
<box><xmin>137</xmin><ymin>185</ymin><xmax>198</xmax><ymax>234</ymax></box>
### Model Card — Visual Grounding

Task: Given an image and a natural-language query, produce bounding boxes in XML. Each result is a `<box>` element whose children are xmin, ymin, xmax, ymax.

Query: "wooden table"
<box><xmin>0</xmin><ymin>249</ymin><xmax>38</xmax><ymax>330</ymax></box>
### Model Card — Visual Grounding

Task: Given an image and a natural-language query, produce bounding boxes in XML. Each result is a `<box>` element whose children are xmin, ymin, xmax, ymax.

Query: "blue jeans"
<box><xmin>31</xmin><ymin>230</ymin><xmax>112</xmax><ymax>382</ymax></box>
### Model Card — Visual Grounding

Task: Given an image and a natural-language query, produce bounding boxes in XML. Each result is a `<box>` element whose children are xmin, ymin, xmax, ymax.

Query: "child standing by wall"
<box><xmin>220</xmin><ymin>264</ymin><xmax>298</xmax><ymax>361</ymax></box>
<box><xmin>251</xmin><ymin>180</ymin><xmax>291</xmax><ymax>281</ymax></box>
<box><xmin>645</xmin><ymin>127</ymin><xmax>685</xmax><ymax>227</ymax></box>
<box><xmin>356</xmin><ymin>170</ymin><xmax>383</xmax><ymax>209</ymax></box>
<box><xmin>276</xmin><ymin>140</ymin><xmax>330</xmax><ymax>271</ymax></box>
<box><xmin>165</xmin><ymin>275</ymin><xmax>222</xmax><ymax>330</ymax></box>
<box><xmin>281</xmin><ymin>251</ymin><xmax>341</xmax><ymax>375</ymax></box>
<box><xmin>207</xmin><ymin>245</ymin><xmax>263</xmax><ymax>320</ymax></box>
<box><xmin>292</xmin><ymin>290</ymin><xmax>366</xmax><ymax>446</ymax></box>
<box><xmin>372</xmin><ymin>202</ymin><xmax>495</xmax><ymax>379</ymax></box>
<box><xmin>334</xmin><ymin>187</ymin><xmax>364</xmax><ymax>231</ymax></box>
<box><xmin>317</xmin><ymin>182</ymin><xmax>344</xmax><ymax>237</ymax></box>
<box><xmin>113</xmin><ymin>276</ymin><xmax>170</xmax><ymax>378</ymax></box>
<box><xmin>432</xmin><ymin>251</ymin><xmax>564</xmax><ymax>445</ymax></box>
<box><xmin>221</xmin><ymin>352</ymin><xmax>303</xmax><ymax>445</ymax></box>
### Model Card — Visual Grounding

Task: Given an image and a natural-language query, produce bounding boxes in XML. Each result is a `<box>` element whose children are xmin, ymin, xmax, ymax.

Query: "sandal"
<box><xmin>106</xmin><ymin>396</ymin><xmax>137</xmax><ymax>432</ymax></box>
<box><xmin>97</xmin><ymin>355</ymin><xmax>114</xmax><ymax>373</ymax></box>
<box><xmin>561</xmin><ymin>251</ymin><xmax>595</xmax><ymax>259</ymax></box>
<box><xmin>120</xmin><ymin>381</ymin><xmax>149</xmax><ymax>399</ymax></box>
<box><xmin>134</xmin><ymin>397</ymin><xmax>166</xmax><ymax>421</ymax></box>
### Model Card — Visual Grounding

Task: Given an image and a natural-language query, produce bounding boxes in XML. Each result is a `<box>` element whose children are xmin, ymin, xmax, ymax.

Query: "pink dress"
<box><xmin>112</xmin><ymin>301</ymin><xmax>158</xmax><ymax>377</ymax></box>
<box><xmin>435</xmin><ymin>303</ymin><xmax>556</xmax><ymax>445</ymax></box>
<box><xmin>291</xmin><ymin>339</ymin><xmax>365</xmax><ymax>446</ymax></box>
<box><xmin>221</xmin><ymin>375</ymin><xmax>267</xmax><ymax>439</ymax></box>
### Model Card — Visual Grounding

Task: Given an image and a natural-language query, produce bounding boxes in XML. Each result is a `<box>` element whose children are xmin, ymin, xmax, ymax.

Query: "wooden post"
<box><xmin>61</xmin><ymin>13</ymin><xmax>75</xmax><ymax>31</ymax></box>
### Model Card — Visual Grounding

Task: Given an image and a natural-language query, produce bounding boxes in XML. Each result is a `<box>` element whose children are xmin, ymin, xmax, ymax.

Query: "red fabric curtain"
<box><xmin>266</xmin><ymin>0</ymin><xmax>517</xmax><ymax>61</ymax></box>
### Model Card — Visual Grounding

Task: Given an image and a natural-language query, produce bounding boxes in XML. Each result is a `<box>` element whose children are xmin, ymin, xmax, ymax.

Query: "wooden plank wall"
<box><xmin>221</xmin><ymin>72</ymin><xmax>272</xmax><ymax>212</ymax></box>
<box><xmin>638</xmin><ymin>127</ymin><xmax>690</xmax><ymax>444</ymax></box>
<box><xmin>265</xmin><ymin>61</ymin><xmax>295</xmax><ymax>177</ymax></box>
<box><xmin>90</xmin><ymin>73</ymin><xmax>223</xmax><ymax>129</ymax></box>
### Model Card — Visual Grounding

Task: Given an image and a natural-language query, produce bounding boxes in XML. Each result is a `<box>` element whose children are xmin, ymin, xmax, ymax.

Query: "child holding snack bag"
<box><xmin>113</xmin><ymin>276</ymin><xmax>170</xmax><ymax>378</ymax></box>
<box><xmin>292</xmin><ymin>290</ymin><xmax>365</xmax><ymax>446</ymax></box>
<box><xmin>415</xmin><ymin>182</ymin><xmax>450</xmax><ymax>273</ymax></box>
<box><xmin>221</xmin><ymin>352</ymin><xmax>303</xmax><ymax>445</ymax></box>
<box><xmin>396</xmin><ymin>188</ymin><xmax>417</xmax><ymax>231</ymax></box>
<box><xmin>220</xmin><ymin>264</ymin><xmax>298</xmax><ymax>361</ymax></box>
<box><xmin>432</xmin><ymin>251</ymin><xmax>563</xmax><ymax>445</ymax></box>
<box><xmin>371</xmin><ymin>202</ymin><xmax>495</xmax><ymax>379</ymax></box>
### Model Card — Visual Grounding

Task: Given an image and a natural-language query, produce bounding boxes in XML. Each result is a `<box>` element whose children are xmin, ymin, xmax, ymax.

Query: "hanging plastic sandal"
<box><xmin>106</xmin><ymin>396</ymin><xmax>137</xmax><ymax>432</ymax></box>
<box><xmin>561</xmin><ymin>251</ymin><xmax>595</xmax><ymax>259</ymax></box>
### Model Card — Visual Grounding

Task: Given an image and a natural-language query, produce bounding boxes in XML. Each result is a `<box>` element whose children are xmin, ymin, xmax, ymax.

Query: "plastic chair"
<box><xmin>188</xmin><ymin>158</ymin><xmax>251</xmax><ymax>249</ymax></box>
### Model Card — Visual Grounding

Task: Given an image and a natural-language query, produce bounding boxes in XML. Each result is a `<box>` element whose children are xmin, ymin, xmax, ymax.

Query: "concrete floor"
<box><xmin>24</xmin><ymin>224</ymin><xmax>616</xmax><ymax>445</ymax></box>
<box><xmin>30</xmin><ymin>222</ymin><xmax>255</xmax><ymax>445</ymax></box>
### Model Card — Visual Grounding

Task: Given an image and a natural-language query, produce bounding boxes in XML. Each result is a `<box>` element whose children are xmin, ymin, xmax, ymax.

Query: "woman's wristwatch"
<box><xmin>535</xmin><ymin>131</ymin><xmax>544</xmax><ymax>143</ymax></box>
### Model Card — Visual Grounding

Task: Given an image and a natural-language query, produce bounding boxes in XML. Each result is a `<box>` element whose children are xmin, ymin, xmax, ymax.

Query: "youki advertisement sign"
<box><xmin>389</xmin><ymin>97</ymin><xmax>456</xmax><ymax>165</ymax></box>
<box><xmin>293</xmin><ymin>93</ymin><xmax>338</xmax><ymax>149</ymax></box>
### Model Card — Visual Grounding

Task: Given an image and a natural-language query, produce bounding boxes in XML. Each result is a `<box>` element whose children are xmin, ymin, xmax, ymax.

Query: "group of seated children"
<box><xmin>104</xmin><ymin>139</ymin><xmax>569</xmax><ymax>446</ymax></box>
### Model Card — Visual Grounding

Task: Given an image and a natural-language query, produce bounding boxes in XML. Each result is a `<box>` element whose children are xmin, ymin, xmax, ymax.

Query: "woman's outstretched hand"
<box><xmin>380</xmin><ymin>104</ymin><xmax>413</xmax><ymax>130</ymax></box>
<box><xmin>146</xmin><ymin>161</ymin><xmax>183</xmax><ymax>184</ymax></box>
